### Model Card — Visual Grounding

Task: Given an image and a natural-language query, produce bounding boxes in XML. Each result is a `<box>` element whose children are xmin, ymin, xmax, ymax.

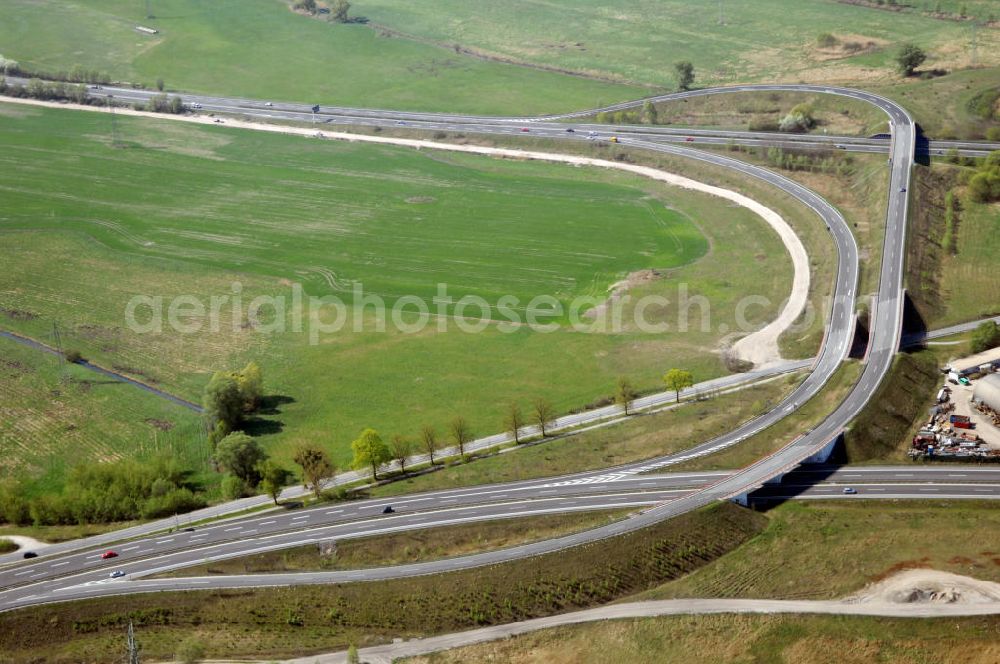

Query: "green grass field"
<box><xmin>0</xmin><ymin>103</ymin><xmax>793</xmax><ymax>476</ymax></box>
<box><xmin>0</xmin><ymin>335</ymin><xmax>205</xmax><ymax>495</ymax></box>
<box><xmin>0</xmin><ymin>0</ymin><xmax>639</xmax><ymax>115</ymax></box>
<box><xmin>358</xmin><ymin>0</ymin><xmax>998</xmax><ymax>88</ymax></box>
<box><xmin>939</xmin><ymin>196</ymin><xmax>1000</xmax><ymax>325</ymax></box>
<box><xmin>3</xmin><ymin>1</ymin><xmax>998</xmax><ymax>117</ymax></box>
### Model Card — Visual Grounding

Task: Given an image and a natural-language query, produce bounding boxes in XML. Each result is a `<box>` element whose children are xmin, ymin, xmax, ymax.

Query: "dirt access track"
<box><xmin>1</xmin><ymin>96</ymin><xmax>810</xmax><ymax>367</ymax></box>
<box><xmin>271</xmin><ymin>570</ymin><xmax>1000</xmax><ymax>664</ymax></box>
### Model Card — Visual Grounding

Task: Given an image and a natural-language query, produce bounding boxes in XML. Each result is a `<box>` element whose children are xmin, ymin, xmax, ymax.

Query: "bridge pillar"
<box><xmin>729</xmin><ymin>493</ymin><xmax>750</xmax><ymax>507</ymax></box>
<box><xmin>802</xmin><ymin>435</ymin><xmax>839</xmax><ymax>464</ymax></box>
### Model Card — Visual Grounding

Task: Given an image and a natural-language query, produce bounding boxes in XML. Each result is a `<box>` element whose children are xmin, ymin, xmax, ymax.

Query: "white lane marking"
<box><xmin>13</xmin><ymin>569</ymin><xmax>33</xmax><ymax>577</ymax></box>
<box><xmin>260</xmin><ymin>520</ymin><xmax>276</xmax><ymax>525</ymax></box>
<box><xmin>156</xmin><ymin>538</ymin><xmax>174</xmax><ymax>544</ymax></box>
<box><xmin>50</xmin><ymin>561</ymin><xmax>70</xmax><ymax>568</ymax></box>
<box><xmin>224</xmin><ymin>526</ymin><xmax>242</xmax><ymax>532</ymax></box>
<box><xmin>291</xmin><ymin>515</ymin><xmax>309</xmax><ymax>520</ymax></box>
<box><xmin>122</xmin><ymin>546</ymin><xmax>139</xmax><ymax>552</ymax></box>
<box><xmin>324</xmin><ymin>510</ymin><xmax>342</xmax><ymax>515</ymax></box>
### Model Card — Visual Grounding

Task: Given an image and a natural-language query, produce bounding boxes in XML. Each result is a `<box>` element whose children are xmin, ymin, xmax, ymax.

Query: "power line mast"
<box><xmin>145</xmin><ymin>0</ymin><xmax>152</xmax><ymax>19</ymax></box>
<box><xmin>125</xmin><ymin>621</ymin><xmax>140</xmax><ymax>664</ymax></box>
<box><xmin>51</xmin><ymin>322</ymin><xmax>68</xmax><ymax>381</ymax></box>
<box><xmin>718</xmin><ymin>0</ymin><xmax>725</xmax><ymax>25</ymax></box>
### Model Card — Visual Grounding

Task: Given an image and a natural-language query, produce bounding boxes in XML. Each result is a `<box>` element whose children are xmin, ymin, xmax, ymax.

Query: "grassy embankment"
<box><xmin>669</xmin><ymin>360</ymin><xmax>863</xmax><ymax>472</ymax></box>
<box><xmin>162</xmin><ymin>510</ymin><xmax>635</xmax><ymax>576</ymax></box>
<box><xmin>406</xmin><ymin>613</ymin><xmax>1000</xmax><ymax>664</ymax></box>
<box><xmin>0</xmin><ymin>502</ymin><xmax>765</xmax><ymax>661</ymax></box>
<box><xmin>372</xmin><ymin>373</ymin><xmax>801</xmax><ymax>498</ymax></box>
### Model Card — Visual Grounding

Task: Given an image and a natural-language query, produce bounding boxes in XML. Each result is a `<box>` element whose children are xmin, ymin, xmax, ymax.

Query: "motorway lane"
<box><xmin>5</xmin><ymin>479</ymin><xmax>1000</xmax><ymax>612</ymax></box>
<box><xmin>5</xmin><ymin>78</ymin><xmax>995</xmax><ymax>158</ymax></box>
<box><xmin>5</xmin><ymin>465</ymin><xmax>1000</xmax><ymax>610</ymax></box>
<box><xmin>0</xmin><ymin>490</ymin><xmax>693</xmax><ymax>612</ymax></box>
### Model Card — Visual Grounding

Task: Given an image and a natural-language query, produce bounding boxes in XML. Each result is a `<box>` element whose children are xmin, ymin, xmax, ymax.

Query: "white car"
<box><xmin>264</xmin><ymin>102</ymin><xmax>274</xmax><ymax>107</ymax></box>
<box><xmin>842</xmin><ymin>487</ymin><xmax>858</xmax><ymax>495</ymax></box>
<box><xmin>110</xmin><ymin>570</ymin><xmax>126</xmax><ymax>578</ymax></box>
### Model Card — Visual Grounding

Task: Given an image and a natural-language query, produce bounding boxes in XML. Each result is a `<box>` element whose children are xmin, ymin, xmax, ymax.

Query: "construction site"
<box><xmin>910</xmin><ymin>347</ymin><xmax>1000</xmax><ymax>461</ymax></box>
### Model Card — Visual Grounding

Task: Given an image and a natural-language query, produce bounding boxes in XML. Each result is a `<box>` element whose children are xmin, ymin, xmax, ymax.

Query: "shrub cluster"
<box><xmin>0</xmin><ymin>457</ymin><xmax>206</xmax><ymax>526</ymax></box>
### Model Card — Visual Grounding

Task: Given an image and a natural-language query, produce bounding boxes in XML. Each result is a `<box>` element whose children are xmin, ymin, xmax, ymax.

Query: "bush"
<box><xmin>816</xmin><ymin>32</ymin><xmax>838</xmax><ymax>48</ymax></box>
<box><xmin>778</xmin><ymin>103</ymin><xmax>815</xmax><ymax>133</ymax></box>
<box><xmin>6</xmin><ymin>456</ymin><xmax>207</xmax><ymax>526</ymax></box>
<box><xmin>64</xmin><ymin>349</ymin><xmax>84</xmax><ymax>364</ymax></box>
<box><xmin>972</xmin><ymin>321</ymin><xmax>1000</xmax><ymax>354</ymax></box>
<box><xmin>221</xmin><ymin>474</ymin><xmax>248</xmax><ymax>500</ymax></box>
<box><xmin>0</xmin><ymin>538</ymin><xmax>17</xmax><ymax>554</ymax></box>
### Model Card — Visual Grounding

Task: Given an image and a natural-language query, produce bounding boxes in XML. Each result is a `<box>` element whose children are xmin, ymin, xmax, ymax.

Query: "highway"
<box><xmin>5</xmin><ymin>77</ymin><xmax>997</xmax><ymax>158</ymax></box>
<box><xmin>0</xmin><ymin>82</ymin><xmax>947</xmax><ymax>612</ymax></box>
<box><xmin>5</xmin><ymin>465</ymin><xmax>1000</xmax><ymax>611</ymax></box>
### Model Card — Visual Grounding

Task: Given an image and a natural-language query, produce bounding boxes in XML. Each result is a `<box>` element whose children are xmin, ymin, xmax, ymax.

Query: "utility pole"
<box><xmin>718</xmin><ymin>0</ymin><xmax>725</xmax><ymax>25</ymax></box>
<box><xmin>125</xmin><ymin>621</ymin><xmax>140</xmax><ymax>664</ymax></box>
<box><xmin>145</xmin><ymin>0</ymin><xmax>152</xmax><ymax>19</ymax></box>
<box><xmin>52</xmin><ymin>322</ymin><xmax>67</xmax><ymax>381</ymax></box>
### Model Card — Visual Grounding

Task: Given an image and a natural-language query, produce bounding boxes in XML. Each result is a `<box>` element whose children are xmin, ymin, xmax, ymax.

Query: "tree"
<box><xmin>533</xmin><ymin>398</ymin><xmax>556</xmax><ymax>438</ymax></box>
<box><xmin>169</xmin><ymin>95</ymin><xmax>183</xmax><ymax>114</ymax></box>
<box><xmin>352</xmin><ymin>428</ymin><xmax>391</xmax><ymax>480</ymax></box>
<box><xmin>346</xmin><ymin>644</ymin><xmax>360</xmax><ymax>664</ymax></box>
<box><xmin>779</xmin><ymin>103</ymin><xmax>815</xmax><ymax>133</ymax></box>
<box><xmin>234</xmin><ymin>361</ymin><xmax>264</xmax><ymax>412</ymax></box>
<box><xmin>505</xmin><ymin>401</ymin><xmax>525</xmax><ymax>444</ymax></box>
<box><xmin>972</xmin><ymin>321</ymin><xmax>1000</xmax><ymax>353</ymax></box>
<box><xmin>674</xmin><ymin>61</ymin><xmax>695</xmax><ymax>91</ymax></box>
<box><xmin>420</xmin><ymin>425</ymin><xmax>440</xmax><ymax>465</ymax></box>
<box><xmin>256</xmin><ymin>459</ymin><xmax>290</xmax><ymax>505</ymax></box>
<box><xmin>331</xmin><ymin>0</ymin><xmax>351</xmax><ymax>22</ymax></box>
<box><xmin>214</xmin><ymin>432</ymin><xmax>267</xmax><ymax>486</ymax></box>
<box><xmin>663</xmin><ymin>368</ymin><xmax>694</xmax><ymax>403</ymax></box>
<box><xmin>450</xmin><ymin>416</ymin><xmax>473</xmax><ymax>457</ymax></box>
<box><xmin>294</xmin><ymin>0</ymin><xmax>317</xmax><ymax>14</ymax></box>
<box><xmin>642</xmin><ymin>99</ymin><xmax>658</xmax><ymax>125</ymax></box>
<box><xmin>221</xmin><ymin>474</ymin><xmax>247</xmax><ymax>500</ymax></box>
<box><xmin>896</xmin><ymin>43</ymin><xmax>927</xmax><ymax>76</ymax></box>
<box><xmin>390</xmin><ymin>434</ymin><xmax>413</xmax><ymax>473</ymax></box>
<box><xmin>615</xmin><ymin>376</ymin><xmax>638</xmax><ymax>416</ymax></box>
<box><xmin>293</xmin><ymin>445</ymin><xmax>335</xmax><ymax>499</ymax></box>
<box><xmin>202</xmin><ymin>372</ymin><xmax>243</xmax><ymax>434</ymax></box>
<box><xmin>155</xmin><ymin>78</ymin><xmax>164</xmax><ymax>91</ymax></box>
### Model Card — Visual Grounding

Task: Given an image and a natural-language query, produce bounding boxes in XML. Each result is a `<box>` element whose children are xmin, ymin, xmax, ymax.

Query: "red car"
<box><xmin>520</xmin><ymin>127</ymin><xmax>530</xmax><ymax>132</ymax></box>
<box><xmin>685</xmin><ymin>136</ymin><xmax>695</xmax><ymax>142</ymax></box>
<box><xmin>101</xmin><ymin>550</ymin><xmax>118</xmax><ymax>559</ymax></box>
